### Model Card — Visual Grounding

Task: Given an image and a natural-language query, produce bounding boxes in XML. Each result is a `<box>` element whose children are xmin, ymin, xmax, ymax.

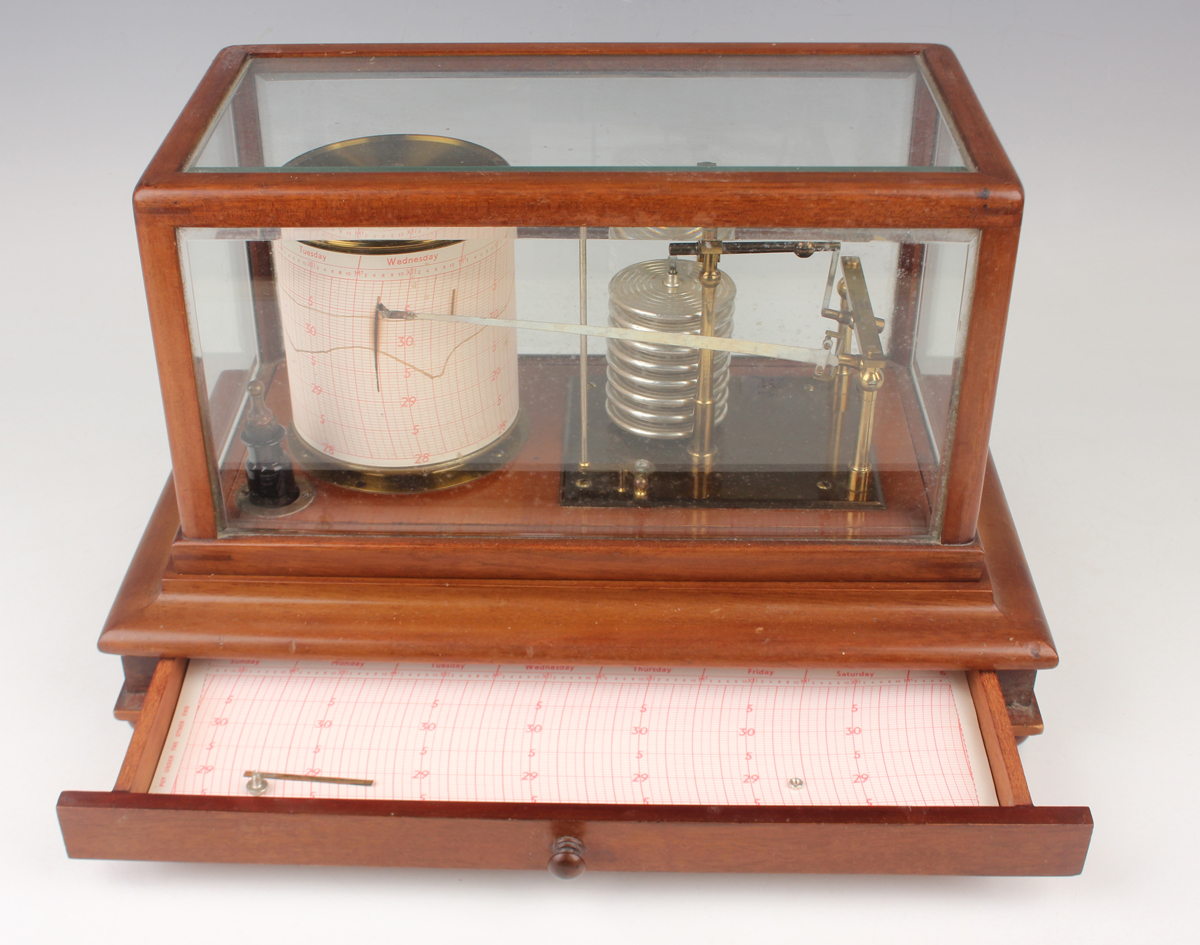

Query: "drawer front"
<box><xmin>57</xmin><ymin>659</ymin><xmax>1092</xmax><ymax>875</ymax></box>
<box><xmin>58</xmin><ymin>793</ymin><xmax>1091</xmax><ymax>875</ymax></box>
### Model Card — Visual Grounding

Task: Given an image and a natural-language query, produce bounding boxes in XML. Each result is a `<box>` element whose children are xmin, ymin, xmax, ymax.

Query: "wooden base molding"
<box><xmin>96</xmin><ymin>457</ymin><xmax>1057</xmax><ymax>674</ymax></box>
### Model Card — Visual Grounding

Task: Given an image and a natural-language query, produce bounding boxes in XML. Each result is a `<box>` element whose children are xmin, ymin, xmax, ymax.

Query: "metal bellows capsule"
<box><xmin>605</xmin><ymin>258</ymin><xmax>736</xmax><ymax>439</ymax></box>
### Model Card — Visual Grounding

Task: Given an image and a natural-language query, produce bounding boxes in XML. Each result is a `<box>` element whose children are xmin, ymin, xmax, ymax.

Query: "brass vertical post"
<box><xmin>847</xmin><ymin>366</ymin><xmax>883</xmax><ymax>501</ymax></box>
<box><xmin>689</xmin><ymin>228</ymin><xmax>722</xmax><ymax>498</ymax></box>
<box><xmin>823</xmin><ymin>256</ymin><xmax>886</xmax><ymax>504</ymax></box>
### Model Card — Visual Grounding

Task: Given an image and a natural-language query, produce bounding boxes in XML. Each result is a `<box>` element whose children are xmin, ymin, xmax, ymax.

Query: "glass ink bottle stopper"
<box><xmin>240</xmin><ymin>380</ymin><xmax>301</xmax><ymax>508</ymax></box>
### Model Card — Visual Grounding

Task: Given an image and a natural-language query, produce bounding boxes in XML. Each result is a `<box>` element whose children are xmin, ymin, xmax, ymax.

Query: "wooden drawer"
<box><xmin>57</xmin><ymin>658</ymin><xmax>1091</xmax><ymax>875</ymax></box>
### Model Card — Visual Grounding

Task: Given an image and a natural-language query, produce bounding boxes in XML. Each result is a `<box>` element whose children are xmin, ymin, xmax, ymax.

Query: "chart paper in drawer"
<box><xmin>150</xmin><ymin>661</ymin><xmax>998</xmax><ymax>806</ymax></box>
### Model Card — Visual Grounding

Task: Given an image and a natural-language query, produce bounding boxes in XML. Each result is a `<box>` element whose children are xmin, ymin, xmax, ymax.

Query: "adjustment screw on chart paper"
<box><xmin>789</xmin><ymin>778</ymin><xmax>805</xmax><ymax>789</ymax></box>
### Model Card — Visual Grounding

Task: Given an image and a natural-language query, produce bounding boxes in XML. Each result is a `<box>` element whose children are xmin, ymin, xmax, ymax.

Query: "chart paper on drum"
<box><xmin>274</xmin><ymin>233</ymin><xmax>519</xmax><ymax>469</ymax></box>
<box><xmin>150</xmin><ymin>661</ymin><xmax>998</xmax><ymax>807</ymax></box>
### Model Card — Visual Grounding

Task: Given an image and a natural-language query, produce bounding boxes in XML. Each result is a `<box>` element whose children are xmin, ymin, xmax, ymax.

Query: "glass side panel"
<box><xmin>180</xmin><ymin>226</ymin><xmax>977</xmax><ymax>541</ymax></box>
<box><xmin>913</xmin><ymin>240</ymin><xmax>976</xmax><ymax>456</ymax></box>
<box><xmin>189</xmin><ymin>54</ymin><xmax>970</xmax><ymax>172</ymax></box>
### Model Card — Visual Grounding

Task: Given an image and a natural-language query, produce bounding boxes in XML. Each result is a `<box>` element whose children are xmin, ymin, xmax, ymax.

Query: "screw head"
<box><xmin>788</xmin><ymin>778</ymin><xmax>805</xmax><ymax>790</ymax></box>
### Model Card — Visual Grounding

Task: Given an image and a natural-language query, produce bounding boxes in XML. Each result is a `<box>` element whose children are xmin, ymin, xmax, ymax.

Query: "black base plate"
<box><xmin>559</xmin><ymin>373</ymin><xmax>884</xmax><ymax>510</ymax></box>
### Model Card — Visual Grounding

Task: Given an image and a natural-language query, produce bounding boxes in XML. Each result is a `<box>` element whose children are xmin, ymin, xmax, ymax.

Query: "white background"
<box><xmin>2</xmin><ymin>1</ymin><xmax>1197</xmax><ymax>942</ymax></box>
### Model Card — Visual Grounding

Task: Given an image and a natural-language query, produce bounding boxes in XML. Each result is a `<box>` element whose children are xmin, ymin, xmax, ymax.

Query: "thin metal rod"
<box><xmin>244</xmin><ymin>770</ymin><xmax>374</xmax><ymax>786</ymax></box>
<box><xmin>578</xmin><ymin>225</ymin><xmax>589</xmax><ymax>470</ymax></box>
<box><xmin>821</xmin><ymin>245</ymin><xmax>842</xmax><ymax>314</ymax></box>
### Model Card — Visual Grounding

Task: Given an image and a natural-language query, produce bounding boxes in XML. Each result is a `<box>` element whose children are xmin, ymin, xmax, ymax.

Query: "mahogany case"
<box><xmin>58</xmin><ymin>43</ymin><xmax>1090</xmax><ymax>875</ymax></box>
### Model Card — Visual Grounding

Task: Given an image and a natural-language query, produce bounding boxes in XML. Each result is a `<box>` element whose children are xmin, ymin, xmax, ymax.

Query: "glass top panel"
<box><xmin>190</xmin><ymin>54</ymin><xmax>968</xmax><ymax>172</ymax></box>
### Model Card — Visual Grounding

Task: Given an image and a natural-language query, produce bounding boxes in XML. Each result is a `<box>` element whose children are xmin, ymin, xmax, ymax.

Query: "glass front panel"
<box><xmin>190</xmin><ymin>54</ymin><xmax>967</xmax><ymax>172</ymax></box>
<box><xmin>181</xmin><ymin>225</ymin><xmax>977</xmax><ymax>541</ymax></box>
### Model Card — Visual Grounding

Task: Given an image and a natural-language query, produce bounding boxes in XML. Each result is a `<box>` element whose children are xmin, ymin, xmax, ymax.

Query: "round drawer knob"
<box><xmin>548</xmin><ymin>836</ymin><xmax>586</xmax><ymax>879</ymax></box>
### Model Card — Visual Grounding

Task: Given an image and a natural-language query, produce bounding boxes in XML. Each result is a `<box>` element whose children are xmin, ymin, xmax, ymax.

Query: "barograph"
<box><xmin>57</xmin><ymin>44</ymin><xmax>1091</xmax><ymax>876</ymax></box>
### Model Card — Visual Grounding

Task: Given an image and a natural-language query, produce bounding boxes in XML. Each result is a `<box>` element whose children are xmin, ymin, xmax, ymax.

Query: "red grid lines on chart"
<box><xmin>152</xmin><ymin>661</ymin><xmax>995</xmax><ymax>806</ymax></box>
<box><xmin>274</xmin><ymin>236</ymin><xmax>519</xmax><ymax>469</ymax></box>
